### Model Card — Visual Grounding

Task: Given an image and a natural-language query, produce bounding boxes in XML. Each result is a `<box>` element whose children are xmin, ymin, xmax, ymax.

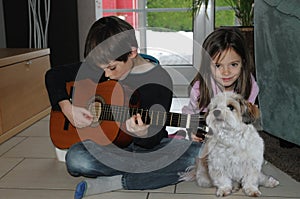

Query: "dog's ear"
<box><xmin>241</xmin><ymin>100</ymin><xmax>260</xmax><ymax>124</ymax></box>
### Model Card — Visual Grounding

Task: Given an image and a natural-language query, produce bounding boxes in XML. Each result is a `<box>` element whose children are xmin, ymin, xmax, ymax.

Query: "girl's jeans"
<box><xmin>65</xmin><ymin>138</ymin><xmax>202</xmax><ymax>190</ymax></box>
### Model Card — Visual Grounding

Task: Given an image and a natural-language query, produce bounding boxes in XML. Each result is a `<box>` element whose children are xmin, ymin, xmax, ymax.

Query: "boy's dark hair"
<box><xmin>84</xmin><ymin>16</ymin><xmax>138</xmax><ymax>64</ymax></box>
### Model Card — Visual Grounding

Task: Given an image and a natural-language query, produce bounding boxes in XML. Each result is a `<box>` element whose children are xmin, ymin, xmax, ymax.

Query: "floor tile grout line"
<box><xmin>147</xmin><ymin>191</ymin><xmax>300</xmax><ymax>198</ymax></box>
<box><xmin>1</xmin><ymin>157</ymin><xmax>60</xmax><ymax>160</ymax></box>
<box><xmin>0</xmin><ymin>157</ymin><xmax>25</xmax><ymax>181</ymax></box>
<box><xmin>15</xmin><ymin>135</ymin><xmax>51</xmax><ymax>138</ymax></box>
<box><xmin>146</xmin><ymin>192</ymin><xmax>150</xmax><ymax>199</ymax></box>
<box><xmin>174</xmin><ymin>184</ymin><xmax>177</xmax><ymax>193</ymax></box>
<box><xmin>0</xmin><ymin>136</ymin><xmax>28</xmax><ymax>157</ymax></box>
<box><xmin>0</xmin><ymin>187</ymin><xmax>74</xmax><ymax>191</ymax></box>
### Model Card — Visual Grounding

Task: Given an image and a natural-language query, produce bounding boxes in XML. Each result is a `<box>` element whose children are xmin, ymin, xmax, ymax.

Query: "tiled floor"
<box><xmin>0</xmin><ymin>98</ymin><xmax>299</xmax><ymax>199</ymax></box>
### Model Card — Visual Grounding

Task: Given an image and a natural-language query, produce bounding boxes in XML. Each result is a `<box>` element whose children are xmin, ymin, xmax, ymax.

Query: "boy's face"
<box><xmin>210</xmin><ymin>47</ymin><xmax>242</xmax><ymax>91</ymax></box>
<box><xmin>99</xmin><ymin>59</ymin><xmax>133</xmax><ymax>80</ymax></box>
<box><xmin>98</xmin><ymin>50</ymin><xmax>137</xmax><ymax>80</ymax></box>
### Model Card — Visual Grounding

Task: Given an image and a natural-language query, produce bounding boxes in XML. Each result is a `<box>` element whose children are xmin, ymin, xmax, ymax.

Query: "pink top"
<box><xmin>182</xmin><ymin>75</ymin><xmax>259</xmax><ymax>114</ymax></box>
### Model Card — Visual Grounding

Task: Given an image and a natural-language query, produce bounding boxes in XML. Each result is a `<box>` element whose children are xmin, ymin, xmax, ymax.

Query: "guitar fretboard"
<box><xmin>98</xmin><ymin>104</ymin><xmax>204</xmax><ymax>129</ymax></box>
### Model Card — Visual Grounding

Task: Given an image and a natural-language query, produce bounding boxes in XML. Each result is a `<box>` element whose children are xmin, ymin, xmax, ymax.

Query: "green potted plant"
<box><xmin>191</xmin><ymin>0</ymin><xmax>254</xmax><ymax>27</ymax></box>
<box><xmin>224</xmin><ymin>0</ymin><xmax>254</xmax><ymax>26</ymax></box>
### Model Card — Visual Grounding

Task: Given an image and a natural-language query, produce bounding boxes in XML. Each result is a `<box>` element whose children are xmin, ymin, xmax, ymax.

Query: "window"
<box><xmin>100</xmin><ymin>0</ymin><xmax>194</xmax><ymax>66</ymax></box>
<box><xmin>215</xmin><ymin>0</ymin><xmax>241</xmax><ymax>28</ymax></box>
<box><xmin>96</xmin><ymin>0</ymin><xmax>216</xmax><ymax>97</ymax></box>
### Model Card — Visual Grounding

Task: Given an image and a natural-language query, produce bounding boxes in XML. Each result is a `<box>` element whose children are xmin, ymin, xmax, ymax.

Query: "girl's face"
<box><xmin>210</xmin><ymin>47</ymin><xmax>242</xmax><ymax>91</ymax></box>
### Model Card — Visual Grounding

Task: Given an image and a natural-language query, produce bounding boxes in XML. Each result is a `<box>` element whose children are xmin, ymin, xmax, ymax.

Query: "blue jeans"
<box><xmin>65</xmin><ymin>138</ymin><xmax>202</xmax><ymax>190</ymax></box>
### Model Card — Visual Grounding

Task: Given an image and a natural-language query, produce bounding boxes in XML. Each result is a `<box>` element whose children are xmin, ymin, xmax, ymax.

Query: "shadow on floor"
<box><xmin>259</xmin><ymin>131</ymin><xmax>300</xmax><ymax>182</ymax></box>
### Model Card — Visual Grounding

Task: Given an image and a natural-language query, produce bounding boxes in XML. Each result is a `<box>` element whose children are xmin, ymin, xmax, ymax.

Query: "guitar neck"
<box><xmin>99</xmin><ymin>104</ymin><xmax>205</xmax><ymax>129</ymax></box>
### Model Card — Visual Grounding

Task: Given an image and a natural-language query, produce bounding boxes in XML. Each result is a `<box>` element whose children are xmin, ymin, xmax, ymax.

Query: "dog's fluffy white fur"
<box><xmin>180</xmin><ymin>92</ymin><xmax>279</xmax><ymax>197</ymax></box>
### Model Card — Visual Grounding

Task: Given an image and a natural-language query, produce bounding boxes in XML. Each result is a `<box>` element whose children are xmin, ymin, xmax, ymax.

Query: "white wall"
<box><xmin>77</xmin><ymin>0</ymin><xmax>97</xmax><ymax>61</ymax></box>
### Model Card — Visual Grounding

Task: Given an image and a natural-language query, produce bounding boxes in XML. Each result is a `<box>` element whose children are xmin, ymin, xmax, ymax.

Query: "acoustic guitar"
<box><xmin>49</xmin><ymin>79</ymin><xmax>207</xmax><ymax>149</ymax></box>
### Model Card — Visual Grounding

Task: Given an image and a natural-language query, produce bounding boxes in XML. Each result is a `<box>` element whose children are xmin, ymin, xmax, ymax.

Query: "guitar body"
<box><xmin>50</xmin><ymin>79</ymin><xmax>133</xmax><ymax>149</ymax></box>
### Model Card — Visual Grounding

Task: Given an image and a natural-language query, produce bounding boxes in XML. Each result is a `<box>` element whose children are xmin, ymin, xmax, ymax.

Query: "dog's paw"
<box><xmin>198</xmin><ymin>182</ymin><xmax>213</xmax><ymax>188</ymax></box>
<box><xmin>264</xmin><ymin>176</ymin><xmax>279</xmax><ymax>187</ymax></box>
<box><xmin>216</xmin><ymin>186</ymin><xmax>232</xmax><ymax>197</ymax></box>
<box><xmin>197</xmin><ymin>178</ymin><xmax>212</xmax><ymax>187</ymax></box>
<box><xmin>243</xmin><ymin>186</ymin><xmax>261</xmax><ymax>197</ymax></box>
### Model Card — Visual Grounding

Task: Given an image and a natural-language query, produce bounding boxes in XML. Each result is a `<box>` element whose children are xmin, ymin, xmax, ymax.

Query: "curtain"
<box><xmin>254</xmin><ymin>0</ymin><xmax>300</xmax><ymax>146</ymax></box>
<box><xmin>193</xmin><ymin>0</ymin><xmax>214</xmax><ymax>69</ymax></box>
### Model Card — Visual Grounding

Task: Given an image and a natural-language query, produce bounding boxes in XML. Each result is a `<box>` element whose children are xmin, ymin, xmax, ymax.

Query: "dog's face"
<box><xmin>206</xmin><ymin>92</ymin><xmax>260</xmax><ymax>132</ymax></box>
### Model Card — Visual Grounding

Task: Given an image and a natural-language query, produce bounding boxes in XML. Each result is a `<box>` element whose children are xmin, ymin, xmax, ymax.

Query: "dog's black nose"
<box><xmin>213</xmin><ymin>110</ymin><xmax>221</xmax><ymax>117</ymax></box>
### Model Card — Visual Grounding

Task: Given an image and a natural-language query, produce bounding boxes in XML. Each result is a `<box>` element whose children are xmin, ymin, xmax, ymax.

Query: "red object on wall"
<box><xmin>102</xmin><ymin>0</ymin><xmax>137</xmax><ymax>28</ymax></box>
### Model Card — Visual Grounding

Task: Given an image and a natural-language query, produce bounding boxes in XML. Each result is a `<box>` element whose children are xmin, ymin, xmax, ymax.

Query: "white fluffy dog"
<box><xmin>181</xmin><ymin>92</ymin><xmax>279</xmax><ymax>197</ymax></box>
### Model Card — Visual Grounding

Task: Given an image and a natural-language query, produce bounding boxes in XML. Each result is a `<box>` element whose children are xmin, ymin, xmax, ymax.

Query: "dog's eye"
<box><xmin>227</xmin><ymin>104</ymin><xmax>235</xmax><ymax>111</ymax></box>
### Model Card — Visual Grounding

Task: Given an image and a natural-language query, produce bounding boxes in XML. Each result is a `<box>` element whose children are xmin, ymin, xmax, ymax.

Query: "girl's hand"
<box><xmin>59</xmin><ymin>100</ymin><xmax>93</xmax><ymax>128</ymax></box>
<box><xmin>126</xmin><ymin>113</ymin><xmax>149</xmax><ymax>137</ymax></box>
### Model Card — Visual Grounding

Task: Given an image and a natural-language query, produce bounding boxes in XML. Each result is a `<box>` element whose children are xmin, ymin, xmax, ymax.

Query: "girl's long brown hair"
<box><xmin>192</xmin><ymin>27</ymin><xmax>254</xmax><ymax>111</ymax></box>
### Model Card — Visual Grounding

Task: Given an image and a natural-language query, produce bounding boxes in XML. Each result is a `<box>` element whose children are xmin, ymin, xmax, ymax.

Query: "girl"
<box><xmin>183</xmin><ymin>28</ymin><xmax>259</xmax><ymax>142</ymax></box>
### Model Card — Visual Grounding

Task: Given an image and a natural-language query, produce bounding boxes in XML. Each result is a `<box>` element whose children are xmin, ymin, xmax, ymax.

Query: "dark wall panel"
<box><xmin>3</xmin><ymin>0</ymin><xmax>29</xmax><ymax>47</ymax></box>
<box><xmin>48</xmin><ymin>0</ymin><xmax>80</xmax><ymax>66</ymax></box>
<box><xmin>3</xmin><ymin>0</ymin><xmax>80</xmax><ymax>66</ymax></box>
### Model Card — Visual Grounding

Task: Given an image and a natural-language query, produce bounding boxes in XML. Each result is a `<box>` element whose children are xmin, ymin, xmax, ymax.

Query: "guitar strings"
<box><xmin>98</xmin><ymin>104</ymin><xmax>205</xmax><ymax>128</ymax></box>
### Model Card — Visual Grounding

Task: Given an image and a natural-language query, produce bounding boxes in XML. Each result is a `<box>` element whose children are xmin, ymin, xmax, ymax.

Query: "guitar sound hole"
<box><xmin>87</xmin><ymin>95</ymin><xmax>104</xmax><ymax>127</ymax></box>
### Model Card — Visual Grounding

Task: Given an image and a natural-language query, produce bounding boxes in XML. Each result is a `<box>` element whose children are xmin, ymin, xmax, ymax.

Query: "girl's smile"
<box><xmin>222</xmin><ymin>77</ymin><xmax>234</xmax><ymax>82</ymax></box>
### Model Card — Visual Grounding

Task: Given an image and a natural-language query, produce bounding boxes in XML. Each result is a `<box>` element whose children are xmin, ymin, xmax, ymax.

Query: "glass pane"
<box><xmin>137</xmin><ymin>27</ymin><xmax>193</xmax><ymax>65</ymax></box>
<box><xmin>215</xmin><ymin>10</ymin><xmax>235</xmax><ymax>27</ymax></box>
<box><xmin>102</xmin><ymin>0</ymin><xmax>138</xmax><ymax>10</ymax></box>
<box><xmin>147</xmin><ymin>0</ymin><xmax>191</xmax><ymax>9</ymax></box>
<box><xmin>145</xmin><ymin>11</ymin><xmax>193</xmax><ymax>65</ymax></box>
<box><xmin>103</xmin><ymin>11</ymin><xmax>193</xmax><ymax>65</ymax></box>
<box><xmin>102</xmin><ymin>12</ymin><xmax>139</xmax><ymax>28</ymax></box>
<box><xmin>215</xmin><ymin>0</ymin><xmax>236</xmax><ymax>27</ymax></box>
<box><xmin>147</xmin><ymin>11</ymin><xmax>192</xmax><ymax>31</ymax></box>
